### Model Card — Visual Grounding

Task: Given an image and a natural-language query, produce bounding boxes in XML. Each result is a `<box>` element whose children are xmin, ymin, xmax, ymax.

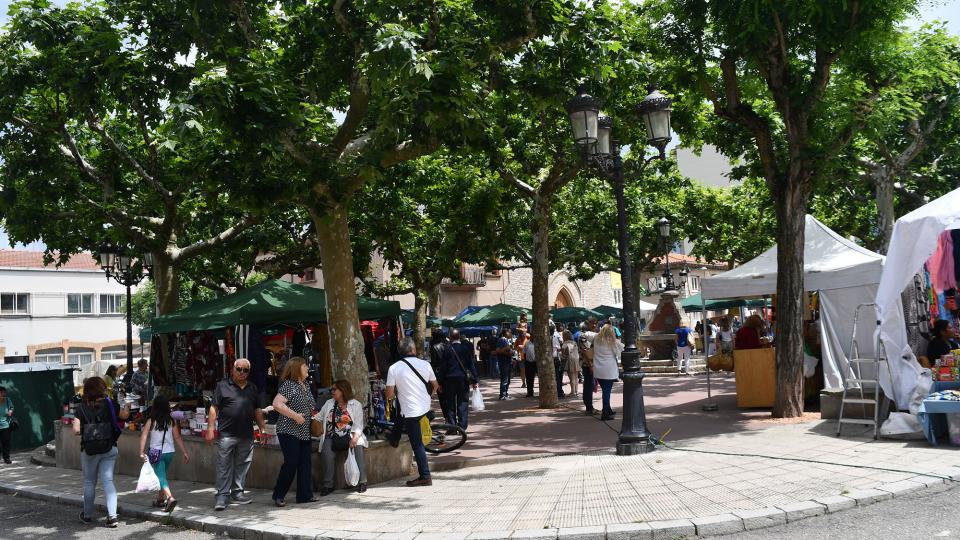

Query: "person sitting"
<box><xmin>927</xmin><ymin>319</ymin><xmax>960</xmax><ymax>364</ymax></box>
<box><xmin>317</xmin><ymin>379</ymin><xmax>368</xmax><ymax>495</ymax></box>
<box><xmin>735</xmin><ymin>315</ymin><xmax>765</xmax><ymax>350</ymax></box>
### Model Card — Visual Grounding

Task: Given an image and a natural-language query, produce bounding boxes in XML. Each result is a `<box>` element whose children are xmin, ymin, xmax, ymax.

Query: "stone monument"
<box><xmin>637</xmin><ymin>289</ymin><xmax>684</xmax><ymax>360</ymax></box>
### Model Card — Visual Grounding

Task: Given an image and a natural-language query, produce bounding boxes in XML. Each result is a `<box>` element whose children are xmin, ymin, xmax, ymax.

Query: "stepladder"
<box><xmin>837</xmin><ymin>303</ymin><xmax>891</xmax><ymax>440</ymax></box>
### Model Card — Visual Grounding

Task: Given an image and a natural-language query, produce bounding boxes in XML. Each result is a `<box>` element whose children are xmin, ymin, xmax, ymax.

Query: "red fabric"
<box><xmin>735</xmin><ymin>327</ymin><xmax>763</xmax><ymax>350</ymax></box>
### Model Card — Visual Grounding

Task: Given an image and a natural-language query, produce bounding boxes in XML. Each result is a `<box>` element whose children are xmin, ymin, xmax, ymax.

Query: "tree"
<box><xmin>350</xmin><ymin>152</ymin><xmax>510</xmax><ymax>355</ymax></box>
<box><xmin>652</xmin><ymin>0</ymin><xmax>918</xmax><ymax>417</ymax></box>
<box><xmin>682</xmin><ymin>177</ymin><xmax>776</xmax><ymax>267</ymax></box>
<box><xmin>162</xmin><ymin>0</ymin><xmax>561</xmax><ymax>403</ymax></box>
<box><xmin>0</xmin><ymin>2</ymin><xmax>281</xmax><ymax>315</ymax></box>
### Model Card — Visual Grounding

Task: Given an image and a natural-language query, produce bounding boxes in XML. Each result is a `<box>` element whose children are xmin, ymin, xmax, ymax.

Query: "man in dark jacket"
<box><xmin>429</xmin><ymin>329</ymin><xmax>450</xmax><ymax>419</ymax></box>
<box><xmin>443</xmin><ymin>330</ymin><xmax>479</xmax><ymax>429</ymax></box>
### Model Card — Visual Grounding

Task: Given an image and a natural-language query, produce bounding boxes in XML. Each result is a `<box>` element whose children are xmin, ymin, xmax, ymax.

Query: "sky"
<box><xmin>0</xmin><ymin>0</ymin><xmax>957</xmax><ymax>251</ymax></box>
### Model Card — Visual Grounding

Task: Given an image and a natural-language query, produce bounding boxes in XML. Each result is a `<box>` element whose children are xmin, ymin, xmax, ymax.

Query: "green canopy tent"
<box><xmin>592</xmin><ymin>305</ymin><xmax>624</xmax><ymax>320</ymax></box>
<box><xmin>152</xmin><ymin>279</ymin><xmax>401</xmax><ymax>333</ymax></box>
<box><xmin>679</xmin><ymin>293</ymin><xmax>769</xmax><ymax>313</ymax></box>
<box><xmin>448</xmin><ymin>303</ymin><xmax>531</xmax><ymax>328</ymax></box>
<box><xmin>550</xmin><ymin>306</ymin><xmax>603</xmax><ymax>324</ymax></box>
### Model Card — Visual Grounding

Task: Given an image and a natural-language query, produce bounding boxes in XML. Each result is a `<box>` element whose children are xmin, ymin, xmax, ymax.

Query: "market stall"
<box><xmin>701</xmin><ymin>215</ymin><xmax>891</xmax><ymax>408</ymax></box>
<box><xmin>447</xmin><ymin>303</ymin><xmax>531</xmax><ymax>328</ymax></box>
<box><xmin>56</xmin><ymin>278</ymin><xmax>410</xmax><ymax>488</ymax></box>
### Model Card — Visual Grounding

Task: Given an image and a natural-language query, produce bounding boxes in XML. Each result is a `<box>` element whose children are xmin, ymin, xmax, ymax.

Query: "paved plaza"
<box><xmin>2</xmin><ymin>375</ymin><xmax>960</xmax><ymax>539</ymax></box>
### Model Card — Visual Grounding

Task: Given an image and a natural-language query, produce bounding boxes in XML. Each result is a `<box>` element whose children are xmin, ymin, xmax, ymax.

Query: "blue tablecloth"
<box><xmin>918</xmin><ymin>381</ymin><xmax>960</xmax><ymax>445</ymax></box>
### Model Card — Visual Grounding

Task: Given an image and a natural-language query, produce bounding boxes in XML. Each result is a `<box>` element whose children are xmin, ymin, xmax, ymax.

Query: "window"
<box><xmin>100</xmin><ymin>350</ymin><xmax>126</xmax><ymax>361</ymax></box>
<box><xmin>689</xmin><ymin>276</ymin><xmax>701</xmax><ymax>293</ymax></box>
<box><xmin>35</xmin><ymin>353</ymin><xmax>63</xmax><ymax>363</ymax></box>
<box><xmin>67</xmin><ymin>293</ymin><xmax>94</xmax><ymax>314</ymax></box>
<box><xmin>99</xmin><ymin>294</ymin><xmax>123</xmax><ymax>314</ymax></box>
<box><xmin>67</xmin><ymin>352</ymin><xmax>95</xmax><ymax>366</ymax></box>
<box><xmin>0</xmin><ymin>293</ymin><xmax>29</xmax><ymax>314</ymax></box>
<box><xmin>613</xmin><ymin>289</ymin><xmax>623</xmax><ymax>304</ymax></box>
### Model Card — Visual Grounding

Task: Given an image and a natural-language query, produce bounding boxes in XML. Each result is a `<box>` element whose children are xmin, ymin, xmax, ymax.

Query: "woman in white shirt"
<box><xmin>316</xmin><ymin>379</ymin><xmax>368</xmax><ymax>495</ymax></box>
<box><xmin>719</xmin><ymin>317</ymin><xmax>734</xmax><ymax>353</ymax></box>
<box><xmin>592</xmin><ymin>324</ymin><xmax>624</xmax><ymax>421</ymax></box>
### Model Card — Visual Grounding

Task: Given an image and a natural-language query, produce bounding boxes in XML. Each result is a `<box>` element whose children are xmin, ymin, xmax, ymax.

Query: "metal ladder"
<box><xmin>836</xmin><ymin>303</ymin><xmax>888</xmax><ymax>440</ymax></box>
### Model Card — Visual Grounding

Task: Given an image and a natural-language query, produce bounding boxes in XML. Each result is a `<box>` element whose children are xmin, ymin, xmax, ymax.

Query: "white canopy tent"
<box><xmin>701</xmin><ymin>215</ymin><xmax>911</xmax><ymax>407</ymax></box>
<box><xmin>876</xmin><ymin>187</ymin><xmax>960</xmax><ymax>410</ymax></box>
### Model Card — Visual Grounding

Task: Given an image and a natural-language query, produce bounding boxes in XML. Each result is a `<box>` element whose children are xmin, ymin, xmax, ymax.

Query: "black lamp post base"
<box><xmin>616</xmin><ymin>439</ymin><xmax>655</xmax><ymax>455</ymax></box>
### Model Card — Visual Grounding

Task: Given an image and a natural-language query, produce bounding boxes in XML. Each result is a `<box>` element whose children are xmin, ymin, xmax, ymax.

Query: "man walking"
<box><xmin>130</xmin><ymin>359</ymin><xmax>149</xmax><ymax>399</ymax></box>
<box><xmin>207</xmin><ymin>358</ymin><xmax>266</xmax><ymax>510</ymax></box>
<box><xmin>444</xmin><ymin>330</ymin><xmax>479</xmax><ymax>430</ymax></box>
<box><xmin>495</xmin><ymin>329</ymin><xmax>513</xmax><ymax>400</ymax></box>
<box><xmin>386</xmin><ymin>337</ymin><xmax>439</xmax><ymax>487</ymax></box>
<box><xmin>522</xmin><ymin>337</ymin><xmax>537</xmax><ymax>397</ymax></box>
<box><xmin>552</xmin><ymin>322</ymin><xmax>566</xmax><ymax>398</ymax></box>
<box><xmin>428</xmin><ymin>330</ymin><xmax>450</xmax><ymax>419</ymax></box>
<box><xmin>675</xmin><ymin>321</ymin><xmax>693</xmax><ymax>375</ymax></box>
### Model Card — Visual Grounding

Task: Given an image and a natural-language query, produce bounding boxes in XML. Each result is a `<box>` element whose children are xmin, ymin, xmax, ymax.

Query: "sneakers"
<box><xmin>78</xmin><ymin>511</ymin><xmax>92</xmax><ymax>524</ymax></box>
<box><xmin>357</xmin><ymin>483</ymin><xmax>367</xmax><ymax>493</ymax></box>
<box><xmin>405</xmin><ymin>477</ymin><xmax>432</xmax><ymax>487</ymax></box>
<box><xmin>231</xmin><ymin>494</ymin><xmax>253</xmax><ymax>505</ymax></box>
<box><xmin>214</xmin><ymin>501</ymin><xmax>227</xmax><ymax>511</ymax></box>
<box><xmin>105</xmin><ymin>516</ymin><xmax>119</xmax><ymax>528</ymax></box>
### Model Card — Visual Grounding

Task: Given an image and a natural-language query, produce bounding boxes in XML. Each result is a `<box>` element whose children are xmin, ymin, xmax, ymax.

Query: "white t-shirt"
<box><xmin>386</xmin><ymin>357</ymin><xmax>437</xmax><ymax>418</ymax></box>
<box><xmin>149</xmin><ymin>423</ymin><xmax>176</xmax><ymax>454</ymax></box>
<box><xmin>523</xmin><ymin>341</ymin><xmax>536</xmax><ymax>363</ymax></box>
<box><xmin>552</xmin><ymin>332</ymin><xmax>563</xmax><ymax>357</ymax></box>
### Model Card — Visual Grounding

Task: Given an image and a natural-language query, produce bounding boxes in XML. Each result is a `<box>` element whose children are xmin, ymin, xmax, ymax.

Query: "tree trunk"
<box><xmin>772</xmin><ymin>181</ymin><xmax>807</xmax><ymax>418</ymax></box>
<box><xmin>531</xmin><ymin>195</ymin><xmax>558</xmax><ymax>408</ymax></box>
<box><xmin>153</xmin><ymin>255</ymin><xmax>180</xmax><ymax>315</ymax></box>
<box><xmin>312</xmin><ymin>204</ymin><xmax>369</xmax><ymax>405</ymax></box>
<box><xmin>413</xmin><ymin>289</ymin><xmax>430</xmax><ymax>358</ymax></box>
<box><xmin>428</xmin><ymin>285</ymin><xmax>441</xmax><ymax>318</ymax></box>
<box><xmin>874</xmin><ymin>168</ymin><xmax>895</xmax><ymax>254</ymax></box>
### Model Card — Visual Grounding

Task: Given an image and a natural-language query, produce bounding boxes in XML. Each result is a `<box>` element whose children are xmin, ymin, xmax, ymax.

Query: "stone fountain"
<box><xmin>637</xmin><ymin>289</ymin><xmax>683</xmax><ymax>359</ymax></box>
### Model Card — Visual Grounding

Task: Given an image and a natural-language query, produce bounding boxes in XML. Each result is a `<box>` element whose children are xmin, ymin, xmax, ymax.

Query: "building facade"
<box><xmin>0</xmin><ymin>250</ymin><xmax>137</xmax><ymax>365</ymax></box>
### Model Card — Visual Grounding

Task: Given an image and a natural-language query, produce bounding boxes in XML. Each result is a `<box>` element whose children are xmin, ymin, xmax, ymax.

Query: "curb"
<box><xmin>0</xmin><ymin>467</ymin><xmax>955</xmax><ymax>539</ymax></box>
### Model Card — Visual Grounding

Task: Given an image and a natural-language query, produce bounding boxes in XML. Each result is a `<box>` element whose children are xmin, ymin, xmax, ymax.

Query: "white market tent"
<box><xmin>876</xmin><ymin>187</ymin><xmax>960</xmax><ymax>411</ymax></box>
<box><xmin>701</xmin><ymin>215</ymin><xmax>911</xmax><ymax>407</ymax></box>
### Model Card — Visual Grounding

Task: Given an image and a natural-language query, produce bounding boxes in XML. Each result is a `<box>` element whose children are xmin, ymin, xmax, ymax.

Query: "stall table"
<box><xmin>734</xmin><ymin>347</ymin><xmax>776</xmax><ymax>408</ymax></box>
<box><xmin>918</xmin><ymin>381</ymin><xmax>960</xmax><ymax>446</ymax></box>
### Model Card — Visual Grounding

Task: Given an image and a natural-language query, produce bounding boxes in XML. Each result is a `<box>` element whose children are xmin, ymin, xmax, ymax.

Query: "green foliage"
<box><xmin>684</xmin><ymin>177</ymin><xmax>776</xmax><ymax>266</ymax></box>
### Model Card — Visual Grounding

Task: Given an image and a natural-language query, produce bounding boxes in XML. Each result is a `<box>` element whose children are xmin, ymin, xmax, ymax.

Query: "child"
<box><xmin>138</xmin><ymin>396</ymin><xmax>190</xmax><ymax>512</ymax></box>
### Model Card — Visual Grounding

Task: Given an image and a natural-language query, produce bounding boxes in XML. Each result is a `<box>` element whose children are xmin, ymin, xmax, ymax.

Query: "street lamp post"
<box><xmin>566</xmin><ymin>84</ymin><xmax>672</xmax><ymax>455</ymax></box>
<box><xmin>98</xmin><ymin>243</ymin><xmax>152</xmax><ymax>387</ymax></box>
<box><xmin>658</xmin><ymin>217</ymin><xmax>675</xmax><ymax>291</ymax></box>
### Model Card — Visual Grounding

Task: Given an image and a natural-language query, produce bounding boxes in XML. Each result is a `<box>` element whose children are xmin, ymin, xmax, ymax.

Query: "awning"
<box><xmin>679</xmin><ymin>293</ymin><xmax>769</xmax><ymax>313</ymax></box>
<box><xmin>151</xmin><ymin>279</ymin><xmax>401</xmax><ymax>334</ymax></box>
<box><xmin>448</xmin><ymin>303</ymin><xmax>531</xmax><ymax>328</ymax></box>
<box><xmin>550</xmin><ymin>307</ymin><xmax>602</xmax><ymax>324</ymax></box>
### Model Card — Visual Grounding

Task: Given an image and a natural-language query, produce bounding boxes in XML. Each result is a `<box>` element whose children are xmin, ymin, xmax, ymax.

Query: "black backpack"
<box><xmin>79</xmin><ymin>400</ymin><xmax>119</xmax><ymax>456</ymax></box>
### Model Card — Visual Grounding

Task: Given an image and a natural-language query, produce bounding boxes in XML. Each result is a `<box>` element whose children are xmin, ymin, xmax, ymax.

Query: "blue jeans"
<box><xmin>404</xmin><ymin>415</ymin><xmax>430</xmax><ymax>479</ymax></box>
<box><xmin>598</xmin><ymin>379</ymin><xmax>615</xmax><ymax>416</ymax></box>
<box><xmin>582</xmin><ymin>366</ymin><xmax>594</xmax><ymax>412</ymax></box>
<box><xmin>442</xmin><ymin>377</ymin><xmax>470</xmax><ymax>429</ymax></box>
<box><xmin>498</xmin><ymin>358</ymin><xmax>512</xmax><ymax>397</ymax></box>
<box><xmin>81</xmin><ymin>446</ymin><xmax>118</xmax><ymax>519</ymax></box>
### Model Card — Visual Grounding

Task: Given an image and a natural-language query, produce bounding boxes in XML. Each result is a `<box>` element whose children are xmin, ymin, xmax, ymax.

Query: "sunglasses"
<box><xmin>235</xmin><ymin>367</ymin><xmax>250</xmax><ymax>373</ymax></box>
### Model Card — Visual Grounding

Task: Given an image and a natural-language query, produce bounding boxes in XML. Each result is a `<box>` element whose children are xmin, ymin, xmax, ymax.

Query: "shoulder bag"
<box><xmin>147</xmin><ymin>424</ymin><xmax>167</xmax><ymax>465</ymax></box>
<box><xmin>449</xmin><ymin>345</ymin><xmax>477</xmax><ymax>386</ymax></box>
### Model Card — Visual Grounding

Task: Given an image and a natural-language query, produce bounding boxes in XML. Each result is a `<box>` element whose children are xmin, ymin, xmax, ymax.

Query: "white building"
<box><xmin>0</xmin><ymin>250</ymin><xmax>137</xmax><ymax>365</ymax></box>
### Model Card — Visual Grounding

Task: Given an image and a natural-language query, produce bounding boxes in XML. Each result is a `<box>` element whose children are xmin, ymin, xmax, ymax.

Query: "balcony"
<box><xmin>441</xmin><ymin>264</ymin><xmax>487</xmax><ymax>288</ymax></box>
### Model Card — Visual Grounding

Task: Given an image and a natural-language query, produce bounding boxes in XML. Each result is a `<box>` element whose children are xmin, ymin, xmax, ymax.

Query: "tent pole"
<box><xmin>702</xmin><ymin>296</ymin><xmax>718</xmax><ymax>411</ymax></box>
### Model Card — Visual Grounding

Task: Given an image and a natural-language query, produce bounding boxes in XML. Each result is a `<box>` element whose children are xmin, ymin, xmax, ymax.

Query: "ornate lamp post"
<box><xmin>98</xmin><ymin>243</ymin><xmax>153</xmax><ymax>387</ymax></box>
<box><xmin>566</xmin><ymin>84</ymin><xmax>673</xmax><ymax>455</ymax></box>
<box><xmin>658</xmin><ymin>217</ymin><xmax>676</xmax><ymax>291</ymax></box>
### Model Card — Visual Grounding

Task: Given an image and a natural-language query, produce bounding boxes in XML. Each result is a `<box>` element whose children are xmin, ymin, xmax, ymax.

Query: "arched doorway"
<box><xmin>554</xmin><ymin>287</ymin><xmax>574</xmax><ymax>308</ymax></box>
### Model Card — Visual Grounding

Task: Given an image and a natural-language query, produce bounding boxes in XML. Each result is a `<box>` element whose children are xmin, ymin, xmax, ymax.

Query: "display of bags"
<box><xmin>344</xmin><ymin>448</ymin><xmax>360</xmax><ymax>486</ymax></box>
<box><xmin>470</xmin><ymin>387</ymin><xmax>485</xmax><ymax>411</ymax></box>
<box><xmin>136</xmin><ymin>462</ymin><xmax>161</xmax><ymax>493</ymax></box>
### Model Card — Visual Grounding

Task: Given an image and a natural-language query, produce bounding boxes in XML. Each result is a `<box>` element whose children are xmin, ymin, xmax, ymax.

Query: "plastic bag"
<box><xmin>803</xmin><ymin>352</ymin><xmax>819</xmax><ymax>378</ymax></box>
<box><xmin>470</xmin><ymin>387</ymin><xmax>485</xmax><ymax>411</ymax></box>
<box><xmin>420</xmin><ymin>416</ymin><xmax>433</xmax><ymax>445</ymax></box>
<box><xmin>136</xmin><ymin>462</ymin><xmax>160</xmax><ymax>493</ymax></box>
<box><xmin>344</xmin><ymin>448</ymin><xmax>360</xmax><ymax>486</ymax></box>
<box><xmin>880</xmin><ymin>412</ymin><xmax>924</xmax><ymax>440</ymax></box>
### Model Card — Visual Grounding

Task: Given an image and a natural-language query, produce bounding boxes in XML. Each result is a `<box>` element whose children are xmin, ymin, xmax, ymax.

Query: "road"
<box><xmin>0</xmin><ymin>491</ymin><xmax>214</xmax><ymax>539</ymax></box>
<box><xmin>708</xmin><ymin>482</ymin><xmax>960</xmax><ymax>539</ymax></box>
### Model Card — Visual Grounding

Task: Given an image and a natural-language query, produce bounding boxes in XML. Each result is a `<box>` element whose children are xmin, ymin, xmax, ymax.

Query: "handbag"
<box><xmin>147</xmin><ymin>425</ymin><xmax>167</xmax><ymax>465</ymax></box>
<box><xmin>329</xmin><ymin>403</ymin><xmax>351</xmax><ymax>452</ymax></box>
<box><xmin>8</xmin><ymin>418</ymin><xmax>18</xmax><ymax>433</ymax></box>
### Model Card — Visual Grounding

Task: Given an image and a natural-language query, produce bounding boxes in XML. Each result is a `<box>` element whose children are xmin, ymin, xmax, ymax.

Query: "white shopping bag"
<box><xmin>470</xmin><ymin>387</ymin><xmax>485</xmax><ymax>411</ymax></box>
<box><xmin>344</xmin><ymin>448</ymin><xmax>360</xmax><ymax>486</ymax></box>
<box><xmin>136</xmin><ymin>462</ymin><xmax>160</xmax><ymax>493</ymax></box>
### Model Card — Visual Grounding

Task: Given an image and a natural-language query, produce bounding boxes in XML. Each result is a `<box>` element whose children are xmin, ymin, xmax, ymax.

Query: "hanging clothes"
<box><xmin>248</xmin><ymin>327</ymin><xmax>270</xmax><ymax>392</ymax></box>
<box><xmin>928</xmin><ymin>231</ymin><xmax>956</xmax><ymax>293</ymax></box>
<box><xmin>149</xmin><ymin>334</ymin><xmax>172</xmax><ymax>386</ymax></box>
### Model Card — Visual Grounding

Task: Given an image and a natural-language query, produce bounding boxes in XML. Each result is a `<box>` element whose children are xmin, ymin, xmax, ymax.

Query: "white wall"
<box><xmin>0</xmin><ymin>268</ymin><xmax>136</xmax><ymax>358</ymax></box>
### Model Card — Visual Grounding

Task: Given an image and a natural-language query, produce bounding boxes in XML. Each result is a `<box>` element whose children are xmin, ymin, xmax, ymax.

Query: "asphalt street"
<box><xmin>0</xmin><ymin>491</ymin><xmax>214</xmax><ymax>540</ymax></box>
<box><xmin>708</xmin><ymin>482</ymin><xmax>960</xmax><ymax>539</ymax></box>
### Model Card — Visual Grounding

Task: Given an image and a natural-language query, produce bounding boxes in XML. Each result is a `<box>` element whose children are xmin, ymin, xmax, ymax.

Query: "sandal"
<box><xmin>164</xmin><ymin>497</ymin><xmax>178</xmax><ymax>513</ymax></box>
<box><xmin>151</xmin><ymin>498</ymin><xmax>166</xmax><ymax>508</ymax></box>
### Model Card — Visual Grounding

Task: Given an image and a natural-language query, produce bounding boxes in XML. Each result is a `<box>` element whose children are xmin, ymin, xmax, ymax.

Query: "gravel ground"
<box><xmin>707</xmin><ymin>481</ymin><xmax>960</xmax><ymax>539</ymax></box>
<box><xmin>0</xmin><ymin>490</ymin><xmax>215</xmax><ymax>540</ymax></box>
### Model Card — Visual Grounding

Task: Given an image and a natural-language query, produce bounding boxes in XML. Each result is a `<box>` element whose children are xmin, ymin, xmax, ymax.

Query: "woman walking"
<box><xmin>592</xmin><ymin>324</ymin><xmax>624</xmax><ymax>421</ymax></box>
<box><xmin>560</xmin><ymin>331</ymin><xmax>580</xmax><ymax>397</ymax></box>
<box><xmin>138</xmin><ymin>396</ymin><xmax>190</xmax><ymax>512</ymax></box>
<box><xmin>0</xmin><ymin>386</ymin><xmax>14</xmax><ymax>464</ymax></box>
<box><xmin>719</xmin><ymin>317</ymin><xmax>734</xmax><ymax>354</ymax></box>
<box><xmin>271</xmin><ymin>357</ymin><xmax>318</xmax><ymax>506</ymax></box>
<box><xmin>73</xmin><ymin>376</ymin><xmax>130</xmax><ymax>527</ymax></box>
<box><xmin>317</xmin><ymin>379</ymin><xmax>368</xmax><ymax>495</ymax></box>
